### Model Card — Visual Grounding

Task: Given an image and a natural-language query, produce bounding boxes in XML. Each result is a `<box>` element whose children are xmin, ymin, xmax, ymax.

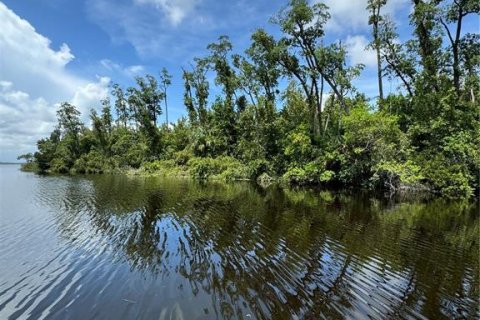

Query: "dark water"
<box><xmin>0</xmin><ymin>165</ymin><xmax>478</xmax><ymax>319</ymax></box>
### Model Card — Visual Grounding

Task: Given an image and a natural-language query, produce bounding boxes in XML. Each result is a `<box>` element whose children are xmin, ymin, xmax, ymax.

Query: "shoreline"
<box><xmin>19</xmin><ymin>162</ymin><xmax>448</xmax><ymax>200</ymax></box>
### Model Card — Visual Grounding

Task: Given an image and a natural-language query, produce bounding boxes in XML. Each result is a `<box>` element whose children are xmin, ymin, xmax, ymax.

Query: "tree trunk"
<box><xmin>373</xmin><ymin>7</ymin><xmax>384</xmax><ymax>106</ymax></box>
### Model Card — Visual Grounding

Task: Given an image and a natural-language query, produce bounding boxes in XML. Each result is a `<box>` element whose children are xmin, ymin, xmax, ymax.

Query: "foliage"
<box><xmin>188</xmin><ymin>156</ymin><xmax>248</xmax><ymax>180</ymax></box>
<box><xmin>25</xmin><ymin>0</ymin><xmax>479</xmax><ymax>198</ymax></box>
<box><xmin>72</xmin><ymin>150</ymin><xmax>115</xmax><ymax>174</ymax></box>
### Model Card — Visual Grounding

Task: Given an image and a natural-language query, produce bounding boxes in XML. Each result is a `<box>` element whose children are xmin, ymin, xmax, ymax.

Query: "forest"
<box><xmin>19</xmin><ymin>0</ymin><xmax>479</xmax><ymax>197</ymax></box>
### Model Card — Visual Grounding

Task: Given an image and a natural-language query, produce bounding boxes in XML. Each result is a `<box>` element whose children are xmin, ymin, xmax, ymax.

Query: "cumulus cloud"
<box><xmin>0</xmin><ymin>3</ymin><xmax>109</xmax><ymax>161</ymax></box>
<box><xmin>133</xmin><ymin>0</ymin><xmax>200</xmax><ymax>26</ymax></box>
<box><xmin>85</xmin><ymin>0</ymin><xmax>207</xmax><ymax>59</ymax></box>
<box><xmin>72</xmin><ymin>76</ymin><xmax>111</xmax><ymax>120</ymax></box>
<box><xmin>0</xmin><ymin>81</ymin><xmax>56</xmax><ymax>158</ymax></box>
<box><xmin>318</xmin><ymin>0</ymin><xmax>409</xmax><ymax>34</ymax></box>
<box><xmin>100</xmin><ymin>59</ymin><xmax>145</xmax><ymax>77</ymax></box>
<box><xmin>345</xmin><ymin>35</ymin><xmax>377</xmax><ymax>68</ymax></box>
<box><xmin>86</xmin><ymin>0</ymin><xmax>279</xmax><ymax>60</ymax></box>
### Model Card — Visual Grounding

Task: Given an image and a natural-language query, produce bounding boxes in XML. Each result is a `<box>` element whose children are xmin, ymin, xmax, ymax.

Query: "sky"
<box><xmin>0</xmin><ymin>0</ymin><xmax>476</xmax><ymax>162</ymax></box>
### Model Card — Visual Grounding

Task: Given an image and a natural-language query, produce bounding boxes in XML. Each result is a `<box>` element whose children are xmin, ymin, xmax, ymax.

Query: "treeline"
<box><xmin>22</xmin><ymin>0</ymin><xmax>479</xmax><ymax>197</ymax></box>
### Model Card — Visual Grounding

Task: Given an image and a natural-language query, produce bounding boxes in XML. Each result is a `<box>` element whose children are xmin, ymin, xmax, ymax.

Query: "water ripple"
<box><xmin>0</xmin><ymin>168</ymin><xmax>478</xmax><ymax>319</ymax></box>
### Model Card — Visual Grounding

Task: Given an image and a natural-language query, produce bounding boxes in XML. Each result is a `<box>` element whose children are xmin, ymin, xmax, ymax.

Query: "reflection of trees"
<box><xmin>47</xmin><ymin>174</ymin><xmax>479</xmax><ymax>319</ymax></box>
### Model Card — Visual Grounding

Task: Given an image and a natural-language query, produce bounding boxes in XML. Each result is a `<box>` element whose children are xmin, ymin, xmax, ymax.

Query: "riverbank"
<box><xmin>22</xmin><ymin>156</ymin><xmax>438</xmax><ymax>198</ymax></box>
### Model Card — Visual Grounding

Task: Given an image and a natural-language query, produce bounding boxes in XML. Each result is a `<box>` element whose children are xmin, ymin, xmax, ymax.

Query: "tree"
<box><xmin>377</xmin><ymin>16</ymin><xmax>417</xmax><ymax>96</ymax></box>
<box><xmin>90</xmin><ymin>107</ymin><xmax>110</xmax><ymax>156</ymax></box>
<box><xmin>127</xmin><ymin>75</ymin><xmax>164</xmax><ymax>127</ymax></box>
<box><xmin>439</xmin><ymin>0</ymin><xmax>480</xmax><ymax>95</ymax></box>
<box><xmin>270</xmin><ymin>0</ymin><xmax>331</xmax><ymax>138</ymax></box>
<box><xmin>159</xmin><ymin>67</ymin><xmax>172</xmax><ymax>125</ymax></box>
<box><xmin>182</xmin><ymin>58</ymin><xmax>209</xmax><ymax>125</ymax></box>
<box><xmin>112</xmin><ymin>83</ymin><xmax>129</xmax><ymax>128</ymax></box>
<box><xmin>367</xmin><ymin>0</ymin><xmax>387</xmax><ymax>104</ymax></box>
<box><xmin>34</xmin><ymin>128</ymin><xmax>60</xmax><ymax>172</ymax></box>
<box><xmin>206</xmin><ymin>35</ymin><xmax>238</xmax><ymax>106</ymax></box>
<box><xmin>17</xmin><ymin>153</ymin><xmax>33</xmax><ymax>163</ymax></box>
<box><xmin>410</xmin><ymin>0</ymin><xmax>443</xmax><ymax>88</ymax></box>
<box><xmin>56</xmin><ymin>102</ymin><xmax>83</xmax><ymax>160</ymax></box>
<box><xmin>243</xmin><ymin>29</ymin><xmax>282</xmax><ymax>106</ymax></box>
<box><xmin>101</xmin><ymin>97</ymin><xmax>113</xmax><ymax>134</ymax></box>
<box><xmin>458</xmin><ymin>33</ymin><xmax>480</xmax><ymax>102</ymax></box>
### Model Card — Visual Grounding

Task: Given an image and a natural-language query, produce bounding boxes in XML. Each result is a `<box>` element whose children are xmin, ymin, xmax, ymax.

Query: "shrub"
<box><xmin>371</xmin><ymin>160</ymin><xmax>424</xmax><ymax>191</ymax></box>
<box><xmin>173</xmin><ymin>149</ymin><xmax>192</xmax><ymax>166</ymax></box>
<box><xmin>283</xmin><ymin>161</ymin><xmax>334</xmax><ymax>186</ymax></box>
<box><xmin>72</xmin><ymin>150</ymin><xmax>114</xmax><ymax>174</ymax></box>
<box><xmin>420</xmin><ymin>154</ymin><xmax>474</xmax><ymax>198</ymax></box>
<box><xmin>245</xmin><ymin>159</ymin><xmax>269</xmax><ymax>180</ymax></box>
<box><xmin>283</xmin><ymin>167</ymin><xmax>307</xmax><ymax>184</ymax></box>
<box><xmin>188</xmin><ymin>156</ymin><xmax>248</xmax><ymax>180</ymax></box>
<box><xmin>142</xmin><ymin>160</ymin><xmax>177</xmax><ymax>174</ymax></box>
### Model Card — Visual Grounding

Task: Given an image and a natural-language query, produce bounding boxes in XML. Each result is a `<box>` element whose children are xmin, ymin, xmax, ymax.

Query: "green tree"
<box><xmin>17</xmin><ymin>153</ymin><xmax>33</xmax><ymax>163</ymax></box>
<box><xmin>439</xmin><ymin>0</ymin><xmax>479</xmax><ymax>95</ymax></box>
<box><xmin>56</xmin><ymin>102</ymin><xmax>83</xmax><ymax>160</ymax></box>
<box><xmin>270</xmin><ymin>0</ymin><xmax>331</xmax><ymax>138</ymax></box>
<box><xmin>182</xmin><ymin>59</ymin><xmax>209</xmax><ymax>125</ymax></box>
<box><xmin>367</xmin><ymin>0</ymin><xmax>387</xmax><ymax>104</ymax></box>
<box><xmin>112</xmin><ymin>83</ymin><xmax>129</xmax><ymax>128</ymax></box>
<box><xmin>377</xmin><ymin>17</ymin><xmax>417</xmax><ymax>96</ymax></box>
<box><xmin>159</xmin><ymin>67</ymin><xmax>172</xmax><ymax>125</ymax></box>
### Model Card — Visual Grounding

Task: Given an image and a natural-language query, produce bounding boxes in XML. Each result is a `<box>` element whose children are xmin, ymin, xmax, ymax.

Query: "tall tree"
<box><xmin>439</xmin><ymin>0</ymin><xmax>480</xmax><ymax>95</ymax></box>
<box><xmin>245</xmin><ymin>29</ymin><xmax>281</xmax><ymax>106</ymax></box>
<box><xmin>410</xmin><ymin>0</ymin><xmax>443</xmax><ymax>88</ymax></box>
<box><xmin>56</xmin><ymin>102</ymin><xmax>84</xmax><ymax>160</ymax></box>
<box><xmin>377</xmin><ymin>16</ymin><xmax>417</xmax><ymax>96</ymax></box>
<box><xmin>206</xmin><ymin>36</ymin><xmax>239</xmax><ymax>109</ymax></box>
<box><xmin>57</xmin><ymin>102</ymin><xmax>83</xmax><ymax>138</ymax></box>
<box><xmin>182</xmin><ymin>58</ymin><xmax>209</xmax><ymax>125</ymax></box>
<box><xmin>101</xmin><ymin>97</ymin><xmax>113</xmax><ymax>134</ymax></box>
<box><xmin>270</xmin><ymin>0</ymin><xmax>331</xmax><ymax>137</ymax></box>
<box><xmin>127</xmin><ymin>75</ymin><xmax>164</xmax><ymax>127</ymax></box>
<box><xmin>367</xmin><ymin>0</ymin><xmax>387</xmax><ymax>104</ymax></box>
<box><xmin>112</xmin><ymin>83</ymin><xmax>129</xmax><ymax>128</ymax></box>
<box><xmin>159</xmin><ymin>67</ymin><xmax>172</xmax><ymax>125</ymax></box>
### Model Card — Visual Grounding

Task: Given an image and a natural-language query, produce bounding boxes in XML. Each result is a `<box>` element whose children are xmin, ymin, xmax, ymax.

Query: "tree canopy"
<box><xmin>25</xmin><ymin>0</ymin><xmax>479</xmax><ymax>198</ymax></box>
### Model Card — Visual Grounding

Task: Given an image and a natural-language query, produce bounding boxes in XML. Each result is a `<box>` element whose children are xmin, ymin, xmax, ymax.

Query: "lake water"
<box><xmin>0</xmin><ymin>164</ymin><xmax>478</xmax><ymax>319</ymax></box>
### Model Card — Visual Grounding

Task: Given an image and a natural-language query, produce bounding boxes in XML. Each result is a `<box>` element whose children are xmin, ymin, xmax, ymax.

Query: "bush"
<box><xmin>173</xmin><ymin>149</ymin><xmax>192</xmax><ymax>166</ymax></box>
<box><xmin>188</xmin><ymin>156</ymin><xmax>248</xmax><ymax>180</ymax></box>
<box><xmin>245</xmin><ymin>159</ymin><xmax>269</xmax><ymax>180</ymax></box>
<box><xmin>282</xmin><ymin>160</ymin><xmax>335</xmax><ymax>186</ymax></box>
<box><xmin>72</xmin><ymin>150</ymin><xmax>114</xmax><ymax>174</ymax></box>
<box><xmin>420</xmin><ymin>154</ymin><xmax>474</xmax><ymax>197</ymax></box>
<box><xmin>20</xmin><ymin>162</ymin><xmax>38</xmax><ymax>172</ymax></box>
<box><xmin>371</xmin><ymin>160</ymin><xmax>424</xmax><ymax>191</ymax></box>
<box><xmin>340</xmin><ymin>105</ymin><xmax>408</xmax><ymax>185</ymax></box>
<box><xmin>283</xmin><ymin>167</ymin><xmax>307</xmax><ymax>184</ymax></box>
<box><xmin>142</xmin><ymin>159</ymin><xmax>179</xmax><ymax>175</ymax></box>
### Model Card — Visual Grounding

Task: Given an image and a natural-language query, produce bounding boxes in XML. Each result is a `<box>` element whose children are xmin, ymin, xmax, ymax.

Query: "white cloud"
<box><xmin>86</xmin><ymin>0</ymin><xmax>213</xmax><ymax>60</ymax></box>
<box><xmin>0</xmin><ymin>3</ymin><xmax>109</xmax><ymax>161</ymax></box>
<box><xmin>345</xmin><ymin>35</ymin><xmax>377</xmax><ymax>68</ymax></box>
<box><xmin>85</xmin><ymin>0</ymin><xmax>277</xmax><ymax>60</ymax></box>
<box><xmin>318</xmin><ymin>0</ymin><xmax>409</xmax><ymax>34</ymax></box>
<box><xmin>125</xmin><ymin>65</ymin><xmax>145</xmax><ymax>75</ymax></box>
<box><xmin>0</xmin><ymin>2</ymin><xmax>81</xmax><ymax>101</ymax></box>
<box><xmin>0</xmin><ymin>81</ymin><xmax>56</xmax><ymax>157</ymax></box>
<box><xmin>100</xmin><ymin>59</ymin><xmax>145</xmax><ymax>77</ymax></box>
<box><xmin>71</xmin><ymin>77</ymin><xmax>111</xmax><ymax>119</ymax></box>
<box><xmin>133</xmin><ymin>0</ymin><xmax>200</xmax><ymax>26</ymax></box>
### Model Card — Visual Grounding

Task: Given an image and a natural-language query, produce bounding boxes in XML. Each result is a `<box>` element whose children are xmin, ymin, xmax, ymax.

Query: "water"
<box><xmin>0</xmin><ymin>164</ymin><xmax>478</xmax><ymax>319</ymax></box>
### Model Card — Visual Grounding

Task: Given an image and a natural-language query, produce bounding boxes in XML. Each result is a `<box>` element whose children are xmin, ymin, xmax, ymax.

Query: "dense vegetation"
<box><xmin>21</xmin><ymin>0</ymin><xmax>479</xmax><ymax>197</ymax></box>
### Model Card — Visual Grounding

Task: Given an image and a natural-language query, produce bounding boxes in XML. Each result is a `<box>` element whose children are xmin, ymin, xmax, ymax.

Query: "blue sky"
<box><xmin>0</xmin><ymin>0</ymin><xmax>477</xmax><ymax>161</ymax></box>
